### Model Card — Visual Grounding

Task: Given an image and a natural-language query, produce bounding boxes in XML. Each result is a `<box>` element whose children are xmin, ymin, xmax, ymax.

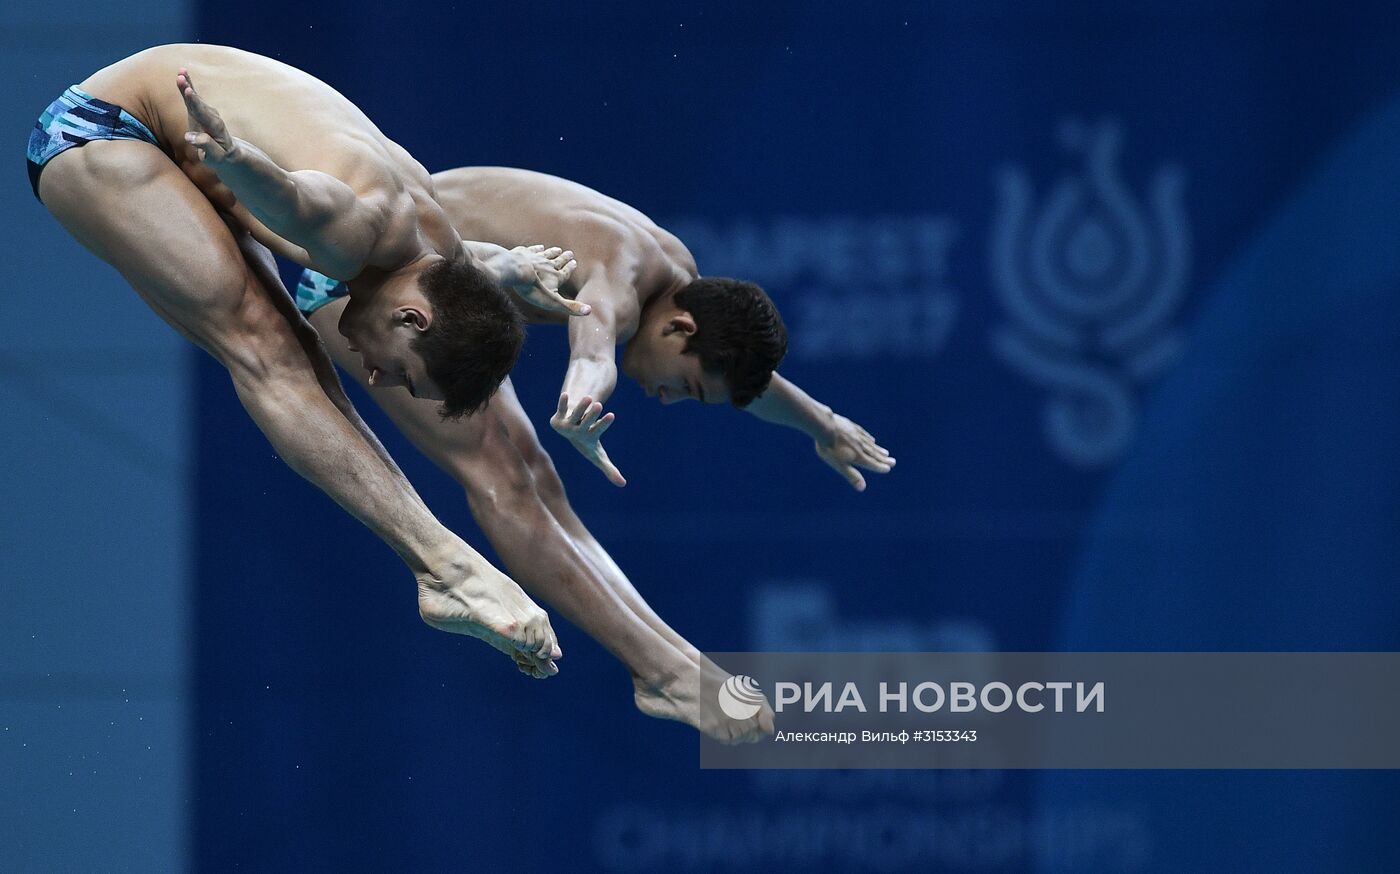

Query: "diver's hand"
<box><xmin>495</xmin><ymin>245</ymin><xmax>588</xmax><ymax>316</ymax></box>
<box><xmin>550</xmin><ymin>392</ymin><xmax>627</xmax><ymax>487</ymax></box>
<box><xmin>177</xmin><ymin>68</ymin><xmax>238</xmax><ymax>164</ymax></box>
<box><xmin>815</xmin><ymin>414</ymin><xmax>895</xmax><ymax>491</ymax></box>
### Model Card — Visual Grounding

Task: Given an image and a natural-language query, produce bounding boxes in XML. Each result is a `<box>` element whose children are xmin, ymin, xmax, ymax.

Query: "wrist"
<box><xmin>203</xmin><ymin>136</ymin><xmax>246</xmax><ymax>170</ymax></box>
<box><xmin>483</xmin><ymin>247</ymin><xmax>532</xmax><ymax>289</ymax></box>
<box><xmin>809</xmin><ymin>404</ymin><xmax>837</xmax><ymax>444</ymax></box>
<box><xmin>475</xmin><ymin>249</ymin><xmax>507</xmax><ymax>285</ymax></box>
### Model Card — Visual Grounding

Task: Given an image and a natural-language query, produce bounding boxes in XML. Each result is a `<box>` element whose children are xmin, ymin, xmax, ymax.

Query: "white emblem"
<box><xmin>991</xmin><ymin>120</ymin><xmax>1190</xmax><ymax>467</ymax></box>
<box><xmin>717</xmin><ymin>675</ymin><xmax>765</xmax><ymax>721</ymax></box>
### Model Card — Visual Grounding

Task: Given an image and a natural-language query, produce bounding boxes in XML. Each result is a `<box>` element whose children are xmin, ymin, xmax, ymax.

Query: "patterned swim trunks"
<box><xmin>295</xmin><ymin>269</ymin><xmax>348</xmax><ymax>316</ymax></box>
<box><xmin>26</xmin><ymin>86</ymin><xmax>161</xmax><ymax>202</ymax></box>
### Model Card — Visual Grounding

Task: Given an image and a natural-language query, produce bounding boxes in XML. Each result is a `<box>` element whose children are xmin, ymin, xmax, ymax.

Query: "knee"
<box><xmin>514</xmin><ymin>433</ymin><xmax>566</xmax><ymax>501</ymax></box>
<box><xmin>463</xmin><ymin>425</ymin><xmax>541</xmax><ymax>516</ymax></box>
<box><xmin>215</xmin><ymin>289</ymin><xmax>315</xmax><ymax>387</ymax></box>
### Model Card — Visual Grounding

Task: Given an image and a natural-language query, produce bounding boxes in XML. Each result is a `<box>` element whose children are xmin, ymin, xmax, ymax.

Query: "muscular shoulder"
<box><xmin>561</xmin><ymin>210</ymin><xmax>698</xmax><ymax>321</ymax></box>
<box><xmin>428</xmin><ymin>166</ymin><xmax>694</xmax><ymax>296</ymax></box>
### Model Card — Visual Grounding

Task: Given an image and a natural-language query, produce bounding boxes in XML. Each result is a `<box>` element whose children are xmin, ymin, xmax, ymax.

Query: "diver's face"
<box><xmin>337</xmin><ymin>294</ymin><xmax>444</xmax><ymax>401</ymax></box>
<box><xmin>622</xmin><ymin>320</ymin><xmax>729</xmax><ymax>406</ymax></box>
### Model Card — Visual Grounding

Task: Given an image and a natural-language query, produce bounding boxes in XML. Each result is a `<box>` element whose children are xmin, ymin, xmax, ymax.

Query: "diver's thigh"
<box><xmin>39</xmin><ymin>140</ymin><xmax>257</xmax><ymax>353</ymax></box>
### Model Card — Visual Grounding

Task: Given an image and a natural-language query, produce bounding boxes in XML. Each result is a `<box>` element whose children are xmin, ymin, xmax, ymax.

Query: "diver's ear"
<box><xmin>665</xmin><ymin>312</ymin><xmax>698</xmax><ymax>336</ymax></box>
<box><xmin>393</xmin><ymin>305</ymin><xmax>431</xmax><ymax>333</ymax></box>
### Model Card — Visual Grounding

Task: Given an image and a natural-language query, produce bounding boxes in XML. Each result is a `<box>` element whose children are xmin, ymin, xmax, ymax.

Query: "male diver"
<box><xmin>27</xmin><ymin>47</ymin><xmax>585</xmax><ymax>679</ymax></box>
<box><xmin>295</xmin><ymin>167</ymin><xmax>895</xmax><ymax>741</ymax></box>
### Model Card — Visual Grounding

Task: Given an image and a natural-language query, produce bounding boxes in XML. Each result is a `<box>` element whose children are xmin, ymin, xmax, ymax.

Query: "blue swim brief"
<box><xmin>295</xmin><ymin>268</ymin><xmax>348</xmax><ymax>316</ymax></box>
<box><xmin>26</xmin><ymin>86</ymin><xmax>161</xmax><ymax>202</ymax></box>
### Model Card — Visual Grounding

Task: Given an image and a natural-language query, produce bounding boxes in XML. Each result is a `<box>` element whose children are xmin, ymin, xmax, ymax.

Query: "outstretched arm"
<box><xmin>547</xmin><ymin>275</ymin><xmax>637</xmax><ymax>487</ymax></box>
<box><xmin>744</xmin><ymin>373</ymin><xmax>896</xmax><ymax>491</ymax></box>
<box><xmin>177</xmin><ymin>70</ymin><xmax>386</xmax><ymax>280</ymax></box>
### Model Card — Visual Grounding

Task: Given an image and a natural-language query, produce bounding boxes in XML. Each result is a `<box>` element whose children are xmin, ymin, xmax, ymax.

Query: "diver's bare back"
<box><xmin>79</xmin><ymin>44</ymin><xmax>438</xmax><ymax>263</ymax></box>
<box><xmin>432</xmin><ymin>166</ymin><xmax>697</xmax><ymax>322</ymax></box>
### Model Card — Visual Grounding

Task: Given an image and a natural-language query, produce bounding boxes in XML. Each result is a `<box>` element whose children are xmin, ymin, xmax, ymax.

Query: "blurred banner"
<box><xmin>192</xmin><ymin>2</ymin><xmax>1400</xmax><ymax>871</ymax></box>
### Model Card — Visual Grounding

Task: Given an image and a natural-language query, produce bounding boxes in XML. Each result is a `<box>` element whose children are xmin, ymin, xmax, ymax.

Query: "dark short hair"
<box><xmin>673</xmin><ymin>277</ymin><xmax>787</xmax><ymax>407</ymax></box>
<box><xmin>412</xmin><ymin>258</ymin><xmax>526</xmax><ymax>419</ymax></box>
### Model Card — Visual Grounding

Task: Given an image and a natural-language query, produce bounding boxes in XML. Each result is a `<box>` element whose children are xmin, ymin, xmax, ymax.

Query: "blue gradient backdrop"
<box><xmin>189</xmin><ymin>2</ymin><xmax>1400</xmax><ymax>871</ymax></box>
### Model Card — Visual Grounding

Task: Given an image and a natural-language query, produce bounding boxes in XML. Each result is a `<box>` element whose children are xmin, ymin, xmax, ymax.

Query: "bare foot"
<box><xmin>417</xmin><ymin>562</ymin><xmax>562</xmax><ymax>679</ymax></box>
<box><xmin>632</xmin><ymin>656</ymin><xmax>774</xmax><ymax>744</ymax></box>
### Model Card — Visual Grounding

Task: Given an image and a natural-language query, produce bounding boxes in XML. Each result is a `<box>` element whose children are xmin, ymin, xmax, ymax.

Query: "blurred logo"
<box><xmin>667</xmin><ymin>215</ymin><xmax>961</xmax><ymax>362</ymax></box>
<box><xmin>990</xmin><ymin>119</ymin><xmax>1190</xmax><ymax>467</ymax></box>
<box><xmin>718</xmin><ymin>675</ymin><xmax>765</xmax><ymax>720</ymax></box>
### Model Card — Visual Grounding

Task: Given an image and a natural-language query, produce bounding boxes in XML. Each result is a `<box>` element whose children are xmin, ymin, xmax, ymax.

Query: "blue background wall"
<box><xmin>7</xmin><ymin>1</ymin><xmax>1399</xmax><ymax>871</ymax></box>
<box><xmin>188</xmin><ymin>3</ymin><xmax>1400</xmax><ymax>871</ymax></box>
<box><xmin>2</xmin><ymin>1</ymin><xmax>191</xmax><ymax>871</ymax></box>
